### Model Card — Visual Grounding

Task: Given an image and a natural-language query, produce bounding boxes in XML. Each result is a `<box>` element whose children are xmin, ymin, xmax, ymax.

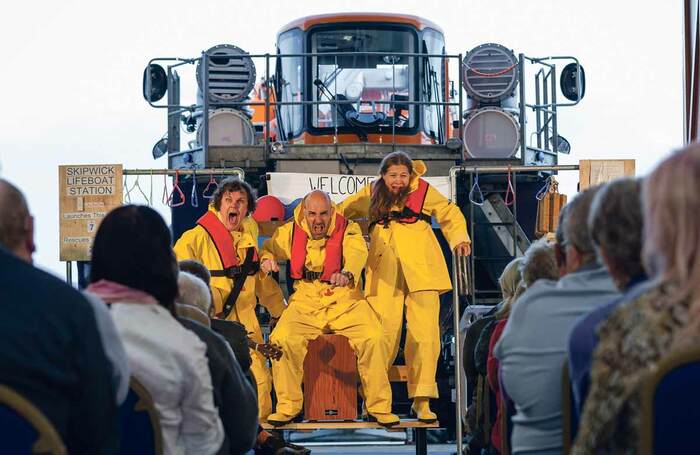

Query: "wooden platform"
<box><xmin>261</xmin><ymin>419</ymin><xmax>438</xmax><ymax>455</ymax></box>
<box><xmin>261</xmin><ymin>418</ymin><xmax>438</xmax><ymax>431</ymax></box>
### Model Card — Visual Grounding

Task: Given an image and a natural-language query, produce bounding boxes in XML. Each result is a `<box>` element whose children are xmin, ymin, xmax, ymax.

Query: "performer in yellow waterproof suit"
<box><xmin>173</xmin><ymin>179</ymin><xmax>286</xmax><ymax>420</ymax></box>
<box><xmin>338</xmin><ymin>151</ymin><xmax>471</xmax><ymax>422</ymax></box>
<box><xmin>260</xmin><ymin>190</ymin><xmax>399</xmax><ymax>427</ymax></box>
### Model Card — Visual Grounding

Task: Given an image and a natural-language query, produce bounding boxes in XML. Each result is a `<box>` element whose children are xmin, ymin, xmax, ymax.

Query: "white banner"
<box><xmin>266</xmin><ymin>172</ymin><xmax>451</xmax><ymax>204</ymax></box>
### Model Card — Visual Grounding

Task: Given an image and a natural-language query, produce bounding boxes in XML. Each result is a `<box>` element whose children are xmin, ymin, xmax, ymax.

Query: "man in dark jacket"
<box><xmin>0</xmin><ymin>179</ymin><xmax>119</xmax><ymax>454</ymax></box>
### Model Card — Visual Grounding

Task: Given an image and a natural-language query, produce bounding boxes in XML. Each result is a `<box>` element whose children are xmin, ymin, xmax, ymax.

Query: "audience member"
<box><xmin>567</xmin><ymin>178</ymin><xmax>649</xmax><ymax>421</ymax></box>
<box><xmin>484</xmin><ymin>239</ymin><xmax>558</xmax><ymax>453</ymax></box>
<box><xmin>0</xmin><ymin>179</ymin><xmax>119</xmax><ymax>454</ymax></box>
<box><xmin>87</xmin><ymin>205</ymin><xmax>224</xmax><ymax>455</ymax></box>
<box><xmin>476</xmin><ymin>258</ymin><xmax>524</xmax><ymax>453</ymax></box>
<box><xmin>572</xmin><ymin>145</ymin><xmax>700</xmax><ymax>454</ymax></box>
<box><xmin>494</xmin><ymin>187</ymin><xmax>620</xmax><ymax>454</ymax></box>
<box><xmin>177</xmin><ymin>271</ymin><xmax>259</xmax><ymax>455</ymax></box>
<box><xmin>462</xmin><ymin>258</ymin><xmax>522</xmax><ymax>453</ymax></box>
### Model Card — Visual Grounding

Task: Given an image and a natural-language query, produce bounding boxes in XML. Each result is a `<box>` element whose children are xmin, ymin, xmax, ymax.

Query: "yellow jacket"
<box><xmin>173</xmin><ymin>207</ymin><xmax>286</xmax><ymax>319</ymax></box>
<box><xmin>337</xmin><ymin>160</ymin><xmax>470</xmax><ymax>294</ymax></box>
<box><xmin>261</xmin><ymin>201</ymin><xmax>368</xmax><ymax>321</ymax></box>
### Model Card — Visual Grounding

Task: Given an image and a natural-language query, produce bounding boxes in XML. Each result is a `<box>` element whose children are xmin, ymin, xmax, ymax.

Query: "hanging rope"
<box><xmin>167</xmin><ymin>170</ymin><xmax>186</xmax><ymax>208</ymax></box>
<box><xmin>504</xmin><ymin>165</ymin><xmax>516</xmax><ymax>206</ymax></box>
<box><xmin>202</xmin><ymin>172</ymin><xmax>219</xmax><ymax>199</ymax></box>
<box><xmin>127</xmin><ymin>175</ymin><xmax>150</xmax><ymax>205</ymax></box>
<box><xmin>468</xmin><ymin>171</ymin><xmax>485</xmax><ymax>206</ymax></box>
<box><xmin>149</xmin><ymin>170</ymin><xmax>154</xmax><ymax>207</ymax></box>
<box><xmin>123</xmin><ymin>175</ymin><xmax>131</xmax><ymax>204</ymax></box>
<box><xmin>161</xmin><ymin>174</ymin><xmax>169</xmax><ymax>206</ymax></box>
<box><xmin>535</xmin><ymin>176</ymin><xmax>554</xmax><ymax>201</ymax></box>
<box><xmin>190</xmin><ymin>169</ymin><xmax>199</xmax><ymax>208</ymax></box>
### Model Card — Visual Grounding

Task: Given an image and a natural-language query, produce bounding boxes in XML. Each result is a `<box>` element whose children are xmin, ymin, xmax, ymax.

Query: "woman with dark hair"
<box><xmin>338</xmin><ymin>151</ymin><xmax>470</xmax><ymax>421</ymax></box>
<box><xmin>87</xmin><ymin>205</ymin><xmax>224</xmax><ymax>455</ymax></box>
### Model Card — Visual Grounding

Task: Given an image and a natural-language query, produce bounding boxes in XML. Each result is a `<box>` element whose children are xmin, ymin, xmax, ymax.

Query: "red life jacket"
<box><xmin>197</xmin><ymin>211</ymin><xmax>258</xmax><ymax>276</ymax></box>
<box><xmin>290</xmin><ymin>212</ymin><xmax>347</xmax><ymax>282</ymax></box>
<box><xmin>375</xmin><ymin>178</ymin><xmax>431</xmax><ymax>226</ymax></box>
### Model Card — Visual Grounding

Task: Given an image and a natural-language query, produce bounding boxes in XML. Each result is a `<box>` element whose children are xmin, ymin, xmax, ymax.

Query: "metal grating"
<box><xmin>197</xmin><ymin>44</ymin><xmax>256</xmax><ymax>103</ymax></box>
<box><xmin>462</xmin><ymin>43</ymin><xmax>518</xmax><ymax>103</ymax></box>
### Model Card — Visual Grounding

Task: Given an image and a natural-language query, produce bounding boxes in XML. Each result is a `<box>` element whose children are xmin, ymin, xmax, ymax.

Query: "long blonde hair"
<box><xmin>495</xmin><ymin>257</ymin><xmax>524</xmax><ymax>319</ymax></box>
<box><xmin>642</xmin><ymin>144</ymin><xmax>700</xmax><ymax>299</ymax></box>
<box><xmin>369</xmin><ymin>151</ymin><xmax>413</xmax><ymax>224</ymax></box>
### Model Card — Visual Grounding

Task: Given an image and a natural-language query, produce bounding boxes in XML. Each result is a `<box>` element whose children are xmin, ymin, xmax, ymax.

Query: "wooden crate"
<box><xmin>303</xmin><ymin>334</ymin><xmax>358</xmax><ymax>421</ymax></box>
<box><xmin>579</xmin><ymin>159</ymin><xmax>635</xmax><ymax>190</ymax></box>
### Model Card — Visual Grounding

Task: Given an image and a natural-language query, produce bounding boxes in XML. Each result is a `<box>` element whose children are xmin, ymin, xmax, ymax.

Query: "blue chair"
<box><xmin>640</xmin><ymin>347</ymin><xmax>700</xmax><ymax>455</ymax></box>
<box><xmin>0</xmin><ymin>384</ymin><xmax>66</xmax><ymax>455</ymax></box>
<box><xmin>119</xmin><ymin>377</ymin><xmax>163</xmax><ymax>455</ymax></box>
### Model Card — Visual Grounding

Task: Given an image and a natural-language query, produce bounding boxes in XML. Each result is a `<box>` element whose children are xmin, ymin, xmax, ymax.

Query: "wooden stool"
<box><xmin>303</xmin><ymin>334</ymin><xmax>358</xmax><ymax>421</ymax></box>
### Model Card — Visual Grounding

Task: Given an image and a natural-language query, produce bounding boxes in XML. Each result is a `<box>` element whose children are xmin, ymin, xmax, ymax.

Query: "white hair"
<box><xmin>177</xmin><ymin>271</ymin><xmax>211</xmax><ymax>315</ymax></box>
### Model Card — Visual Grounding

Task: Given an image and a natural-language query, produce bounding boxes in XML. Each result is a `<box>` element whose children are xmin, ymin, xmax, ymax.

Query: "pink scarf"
<box><xmin>86</xmin><ymin>279</ymin><xmax>158</xmax><ymax>305</ymax></box>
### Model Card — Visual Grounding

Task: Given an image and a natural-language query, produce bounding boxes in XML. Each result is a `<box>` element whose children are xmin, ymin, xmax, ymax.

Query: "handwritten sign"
<box><xmin>266</xmin><ymin>172</ymin><xmax>451</xmax><ymax>203</ymax></box>
<box><xmin>59</xmin><ymin>164</ymin><xmax>123</xmax><ymax>261</ymax></box>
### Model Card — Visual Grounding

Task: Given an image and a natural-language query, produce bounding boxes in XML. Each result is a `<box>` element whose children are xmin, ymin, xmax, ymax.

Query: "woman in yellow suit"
<box><xmin>174</xmin><ymin>178</ymin><xmax>286</xmax><ymax>420</ymax></box>
<box><xmin>338</xmin><ymin>151</ymin><xmax>471</xmax><ymax>422</ymax></box>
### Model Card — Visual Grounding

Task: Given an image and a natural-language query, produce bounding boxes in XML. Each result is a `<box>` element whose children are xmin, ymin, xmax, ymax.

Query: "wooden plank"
<box><xmin>260</xmin><ymin>419</ymin><xmax>439</xmax><ymax>431</ymax></box>
<box><xmin>579</xmin><ymin>159</ymin><xmax>635</xmax><ymax>191</ymax></box>
<box><xmin>578</xmin><ymin>160</ymin><xmax>591</xmax><ymax>191</ymax></box>
<box><xmin>303</xmin><ymin>334</ymin><xmax>358</xmax><ymax>421</ymax></box>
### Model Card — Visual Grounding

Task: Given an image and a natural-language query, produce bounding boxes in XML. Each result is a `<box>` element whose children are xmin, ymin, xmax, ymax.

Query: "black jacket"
<box><xmin>179</xmin><ymin>317</ymin><xmax>258</xmax><ymax>455</ymax></box>
<box><xmin>0</xmin><ymin>248</ymin><xmax>119</xmax><ymax>454</ymax></box>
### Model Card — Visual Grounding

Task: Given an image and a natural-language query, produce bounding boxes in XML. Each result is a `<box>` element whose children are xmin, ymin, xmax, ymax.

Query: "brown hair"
<box><xmin>369</xmin><ymin>151</ymin><xmax>413</xmax><ymax>223</ymax></box>
<box><xmin>211</xmin><ymin>177</ymin><xmax>256</xmax><ymax>214</ymax></box>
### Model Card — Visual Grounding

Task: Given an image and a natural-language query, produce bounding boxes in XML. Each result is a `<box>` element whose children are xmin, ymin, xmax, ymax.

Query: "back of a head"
<box><xmin>90</xmin><ymin>205</ymin><xmax>178</xmax><ymax>310</ymax></box>
<box><xmin>561</xmin><ymin>186</ymin><xmax>601</xmax><ymax>262</ymax></box>
<box><xmin>521</xmin><ymin>238</ymin><xmax>559</xmax><ymax>286</ymax></box>
<box><xmin>0</xmin><ymin>179</ymin><xmax>31</xmax><ymax>255</ymax></box>
<box><xmin>643</xmin><ymin>144</ymin><xmax>700</xmax><ymax>289</ymax></box>
<box><xmin>588</xmin><ymin>178</ymin><xmax>644</xmax><ymax>280</ymax></box>
<box><xmin>499</xmin><ymin>257</ymin><xmax>524</xmax><ymax>300</ymax></box>
<box><xmin>177</xmin><ymin>271</ymin><xmax>212</xmax><ymax>316</ymax></box>
<box><xmin>179</xmin><ymin>259</ymin><xmax>211</xmax><ymax>286</ymax></box>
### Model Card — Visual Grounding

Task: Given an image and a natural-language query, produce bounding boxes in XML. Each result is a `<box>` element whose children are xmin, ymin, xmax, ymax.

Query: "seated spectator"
<box><xmin>463</xmin><ymin>257</ymin><xmax>522</xmax><ymax>453</ymax></box>
<box><xmin>567</xmin><ymin>178</ymin><xmax>649</xmax><ymax>422</ymax></box>
<box><xmin>177</xmin><ymin>271</ymin><xmax>259</xmax><ymax>455</ymax></box>
<box><xmin>0</xmin><ymin>178</ymin><xmax>119</xmax><ymax>454</ymax></box>
<box><xmin>87</xmin><ymin>205</ymin><xmax>224</xmax><ymax>455</ymax></box>
<box><xmin>484</xmin><ymin>238</ymin><xmax>559</xmax><ymax>454</ymax></box>
<box><xmin>572</xmin><ymin>145</ymin><xmax>700</xmax><ymax>454</ymax></box>
<box><xmin>178</xmin><ymin>253</ymin><xmax>308</xmax><ymax>455</ymax></box>
<box><xmin>494</xmin><ymin>187</ymin><xmax>620</xmax><ymax>455</ymax></box>
<box><xmin>1</xmin><ymin>178</ymin><xmax>130</xmax><ymax>405</ymax></box>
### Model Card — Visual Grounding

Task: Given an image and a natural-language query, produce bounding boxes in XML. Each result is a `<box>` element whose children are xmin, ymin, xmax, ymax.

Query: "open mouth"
<box><xmin>228</xmin><ymin>212</ymin><xmax>239</xmax><ymax>225</ymax></box>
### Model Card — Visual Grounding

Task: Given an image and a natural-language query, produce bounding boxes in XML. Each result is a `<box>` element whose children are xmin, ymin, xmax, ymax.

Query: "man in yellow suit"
<box><xmin>260</xmin><ymin>190</ymin><xmax>399</xmax><ymax>427</ymax></box>
<box><xmin>338</xmin><ymin>151</ymin><xmax>471</xmax><ymax>422</ymax></box>
<box><xmin>173</xmin><ymin>177</ymin><xmax>286</xmax><ymax>420</ymax></box>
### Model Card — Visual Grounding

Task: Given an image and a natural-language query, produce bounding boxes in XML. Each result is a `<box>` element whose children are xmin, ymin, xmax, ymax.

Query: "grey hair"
<box><xmin>588</xmin><ymin>178</ymin><xmax>644</xmax><ymax>280</ymax></box>
<box><xmin>520</xmin><ymin>237</ymin><xmax>559</xmax><ymax>286</ymax></box>
<box><xmin>177</xmin><ymin>271</ymin><xmax>212</xmax><ymax>316</ymax></box>
<box><xmin>560</xmin><ymin>186</ymin><xmax>602</xmax><ymax>262</ymax></box>
<box><xmin>0</xmin><ymin>179</ymin><xmax>30</xmax><ymax>252</ymax></box>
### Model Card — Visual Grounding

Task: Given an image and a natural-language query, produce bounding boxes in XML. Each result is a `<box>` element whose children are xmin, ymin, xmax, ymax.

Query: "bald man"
<box><xmin>0</xmin><ymin>179</ymin><xmax>125</xmax><ymax>453</ymax></box>
<box><xmin>260</xmin><ymin>190</ymin><xmax>399</xmax><ymax>427</ymax></box>
<box><xmin>0</xmin><ymin>179</ymin><xmax>35</xmax><ymax>261</ymax></box>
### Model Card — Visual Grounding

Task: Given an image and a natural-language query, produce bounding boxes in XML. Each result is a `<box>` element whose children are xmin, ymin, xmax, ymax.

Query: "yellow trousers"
<box><xmin>366</xmin><ymin>246</ymin><xmax>441</xmax><ymax>399</ymax></box>
<box><xmin>269</xmin><ymin>299</ymin><xmax>393</xmax><ymax>416</ymax></box>
<box><xmin>228</xmin><ymin>306</ymin><xmax>273</xmax><ymax>420</ymax></box>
